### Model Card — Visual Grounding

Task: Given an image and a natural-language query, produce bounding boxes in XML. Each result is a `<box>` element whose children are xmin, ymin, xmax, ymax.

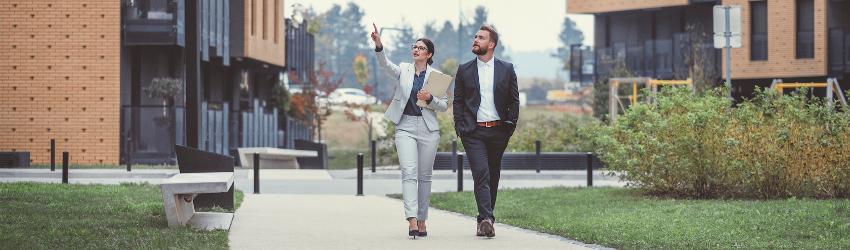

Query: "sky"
<box><xmin>287</xmin><ymin>0</ymin><xmax>595</xmax><ymax>79</ymax></box>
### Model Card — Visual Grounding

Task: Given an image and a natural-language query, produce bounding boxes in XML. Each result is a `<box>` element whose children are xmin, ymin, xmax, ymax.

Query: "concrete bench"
<box><xmin>237</xmin><ymin>147</ymin><xmax>318</xmax><ymax>169</ymax></box>
<box><xmin>160</xmin><ymin>172</ymin><xmax>234</xmax><ymax>230</ymax></box>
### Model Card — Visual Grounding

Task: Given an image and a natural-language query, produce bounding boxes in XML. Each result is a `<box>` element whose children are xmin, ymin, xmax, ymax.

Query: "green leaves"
<box><xmin>142</xmin><ymin>77</ymin><xmax>182</xmax><ymax>102</ymax></box>
<box><xmin>590</xmin><ymin>87</ymin><xmax>850</xmax><ymax>199</ymax></box>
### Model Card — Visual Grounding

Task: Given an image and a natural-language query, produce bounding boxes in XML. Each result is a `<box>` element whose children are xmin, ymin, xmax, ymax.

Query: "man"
<box><xmin>453</xmin><ymin>25</ymin><xmax>519</xmax><ymax>238</ymax></box>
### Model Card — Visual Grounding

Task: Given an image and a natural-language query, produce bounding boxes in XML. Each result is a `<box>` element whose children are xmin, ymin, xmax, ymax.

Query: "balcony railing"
<box><xmin>123</xmin><ymin>0</ymin><xmax>230</xmax><ymax>63</ymax></box>
<box><xmin>569</xmin><ymin>45</ymin><xmax>595</xmax><ymax>84</ymax></box>
<box><xmin>121</xmin><ymin>105</ymin><xmax>186</xmax><ymax>164</ymax></box>
<box><xmin>123</xmin><ymin>0</ymin><xmax>185</xmax><ymax>46</ymax></box>
<box><xmin>589</xmin><ymin>33</ymin><xmax>720</xmax><ymax>80</ymax></box>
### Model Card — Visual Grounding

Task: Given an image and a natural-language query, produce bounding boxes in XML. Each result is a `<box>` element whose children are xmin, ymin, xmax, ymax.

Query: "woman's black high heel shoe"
<box><xmin>418</xmin><ymin>231</ymin><xmax>427</xmax><ymax>237</ymax></box>
<box><xmin>407</xmin><ymin>217</ymin><xmax>419</xmax><ymax>239</ymax></box>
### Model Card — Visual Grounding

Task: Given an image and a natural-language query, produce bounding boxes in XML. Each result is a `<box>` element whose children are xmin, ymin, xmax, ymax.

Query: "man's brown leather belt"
<box><xmin>477</xmin><ymin>121</ymin><xmax>501</xmax><ymax>127</ymax></box>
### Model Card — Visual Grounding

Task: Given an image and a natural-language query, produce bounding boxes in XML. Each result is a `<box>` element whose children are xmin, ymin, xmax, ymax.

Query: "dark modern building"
<box><xmin>120</xmin><ymin>0</ymin><xmax>316</xmax><ymax>165</ymax></box>
<box><xmin>567</xmin><ymin>0</ymin><xmax>850</xmax><ymax>98</ymax></box>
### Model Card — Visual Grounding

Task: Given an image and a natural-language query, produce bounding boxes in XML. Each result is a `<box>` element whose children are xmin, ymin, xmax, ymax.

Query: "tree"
<box><xmin>347</xmin><ymin>53</ymin><xmax>380</xmax><ymax>147</ymax></box>
<box><xmin>423</xmin><ymin>21</ymin><xmax>438</xmax><ymax>39</ymax></box>
<box><xmin>387</xmin><ymin>22</ymin><xmax>416</xmax><ymax>72</ymax></box>
<box><xmin>434</xmin><ymin>21</ymin><xmax>459</xmax><ymax>68</ymax></box>
<box><xmin>681</xmin><ymin>23</ymin><xmax>720</xmax><ymax>93</ymax></box>
<box><xmin>439</xmin><ymin>58</ymin><xmax>459</xmax><ymax>78</ymax></box>
<box><xmin>352</xmin><ymin>53</ymin><xmax>369</xmax><ymax>88</ymax></box>
<box><xmin>289</xmin><ymin>62</ymin><xmax>344</xmax><ymax>141</ymax></box>
<box><xmin>314</xmin><ymin>3</ymin><xmax>368</xmax><ymax>87</ymax></box>
<box><xmin>466</xmin><ymin>6</ymin><xmax>510</xmax><ymax>61</ymax></box>
<box><xmin>553</xmin><ymin>17</ymin><xmax>585</xmax><ymax>71</ymax></box>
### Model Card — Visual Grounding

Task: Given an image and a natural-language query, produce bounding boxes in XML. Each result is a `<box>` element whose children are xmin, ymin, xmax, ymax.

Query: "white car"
<box><xmin>328</xmin><ymin>88</ymin><xmax>377</xmax><ymax>106</ymax></box>
<box><xmin>287</xmin><ymin>84</ymin><xmax>330</xmax><ymax>106</ymax></box>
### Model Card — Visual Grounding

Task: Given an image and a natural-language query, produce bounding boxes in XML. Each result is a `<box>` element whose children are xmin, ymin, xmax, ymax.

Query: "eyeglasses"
<box><xmin>411</xmin><ymin>45</ymin><xmax>428</xmax><ymax>52</ymax></box>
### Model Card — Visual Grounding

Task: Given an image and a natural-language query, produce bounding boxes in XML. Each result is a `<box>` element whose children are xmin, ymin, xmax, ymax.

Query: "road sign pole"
<box><xmin>725</xmin><ymin>6</ymin><xmax>732</xmax><ymax>99</ymax></box>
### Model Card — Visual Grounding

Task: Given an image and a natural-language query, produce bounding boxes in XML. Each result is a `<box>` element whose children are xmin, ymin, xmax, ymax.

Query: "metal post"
<box><xmin>62</xmin><ymin>152</ymin><xmax>68</xmax><ymax>184</ymax></box>
<box><xmin>50</xmin><ymin>139</ymin><xmax>55</xmax><ymax>171</ymax></box>
<box><xmin>357</xmin><ymin>153</ymin><xmax>364</xmax><ymax>196</ymax></box>
<box><xmin>126</xmin><ymin>136</ymin><xmax>132</xmax><ymax>171</ymax></box>
<box><xmin>457</xmin><ymin>154</ymin><xmax>463</xmax><ymax>192</ymax></box>
<box><xmin>451</xmin><ymin>139</ymin><xmax>457</xmax><ymax>173</ymax></box>
<box><xmin>586</xmin><ymin>152</ymin><xmax>593</xmax><ymax>187</ymax></box>
<box><xmin>535</xmin><ymin>140</ymin><xmax>541</xmax><ymax>173</ymax></box>
<box><xmin>371</xmin><ymin>140</ymin><xmax>376</xmax><ymax>173</ymax></box>
<box><xmin>725</xmin><ymin>6</ymin><xmax>732</xmax><ymax>99</ymax></box>
<box><xmin>827</xmin><ymin>78</ymin><xmax>834</xmax><ymax>108</ymax></box>
<box><xmin>372</xmin><ymin>55</ymin><xmax>379</xmax><ymax>102</ymax></box>
<box><xmin>253</xmin><ymin>153</ymin><xmax>260</xmax><ymax>194</ymax></box>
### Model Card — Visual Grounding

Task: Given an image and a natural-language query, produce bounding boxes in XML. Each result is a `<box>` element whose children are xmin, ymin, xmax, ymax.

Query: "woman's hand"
<box><xmin>416</xmin><ymin>90</ymin><xmax>432</xmax><ymax>101</ymax></box>
<box><xmin>371</xmin><ymin>23</ymin><xmax>383</xmax><ymax>50</ymax></box>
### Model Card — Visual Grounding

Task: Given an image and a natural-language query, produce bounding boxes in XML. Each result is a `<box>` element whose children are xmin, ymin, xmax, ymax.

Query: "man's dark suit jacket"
<box><xmin>453</xmin><ymin>58</ymin><xmax>520</xmax><ymax>136</ymax></box>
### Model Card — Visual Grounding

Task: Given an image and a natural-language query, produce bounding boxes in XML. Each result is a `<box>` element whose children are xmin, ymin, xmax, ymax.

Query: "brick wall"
<box><xmin>723</xmin><ymin>0</ymin><xmax>827</xmax><ymax>79</ymax></box>
<box><xmin>243</xmin><ymin>0</ymin><xmax>285</xmax><ymax>67</ymax></box>
<box><xmin>0</xmin><ymin>1</ymin><xmax>120</xmax><ymax>164</ymax></box>
<box><xmin>567</xmin><ymin>0</ymin><xmax>689</xmax><ymax>14</ymax></box>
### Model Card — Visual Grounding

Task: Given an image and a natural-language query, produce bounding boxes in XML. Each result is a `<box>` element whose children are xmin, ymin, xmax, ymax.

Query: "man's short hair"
<box><xmin>479</xmin><ymin>25</ymin><xmax>499</xmax><ymax>47</ymax></box>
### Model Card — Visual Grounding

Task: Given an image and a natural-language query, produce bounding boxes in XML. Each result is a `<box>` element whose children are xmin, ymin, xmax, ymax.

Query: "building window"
<box><xmin>274</xmin><ymin>0</ymin><xmax>279</xmax><ymax>44</ymax></box>
<box><xmin>796</xmin><ymin>0</ymin><xmax>814</xmax><ymax>58</ymax></box>
<box><xmin>750</xmin><ymin>1</ymin><xmax>768</xmax><ymax>61</ymax></box>
<box><xmin>263</xmin><ymin>0</ymin><xmax>268</xmax><ymax>40</ymax></box>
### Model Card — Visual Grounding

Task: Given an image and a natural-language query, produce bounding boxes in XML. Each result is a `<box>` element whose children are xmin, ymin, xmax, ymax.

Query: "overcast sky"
<box><xmin>286</xmin><ymin>0</ymin><xmax>594</xmax><ymax>53</ymax></box>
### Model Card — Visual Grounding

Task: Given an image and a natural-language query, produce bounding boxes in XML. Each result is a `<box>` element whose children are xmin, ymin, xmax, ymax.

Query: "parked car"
<box><xmin>287</xmin><ymin>84</ymin><xmax>329</xmax><ymax>106</ymax></box>
<box><xmin>328</xmin><ymin>88</ymin><xmax>377</xmax><ymax>106</ymax></box>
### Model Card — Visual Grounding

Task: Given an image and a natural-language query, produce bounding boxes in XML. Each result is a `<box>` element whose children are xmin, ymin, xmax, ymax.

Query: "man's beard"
<box><xmin>472</xmin><ymin>45</ymin><xmax>487</xmax><ymax>55</ymax></box>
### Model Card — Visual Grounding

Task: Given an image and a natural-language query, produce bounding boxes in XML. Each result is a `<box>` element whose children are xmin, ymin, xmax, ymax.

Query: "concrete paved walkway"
<box><xmin>1</xmin><ymin>168</ymin><xmax>619</xmax><ymax>249</ymax></box>
<box><xmin>228</xmin><ymin>194</ymin><xmax>592</xmax><ymax>250</ymax></box>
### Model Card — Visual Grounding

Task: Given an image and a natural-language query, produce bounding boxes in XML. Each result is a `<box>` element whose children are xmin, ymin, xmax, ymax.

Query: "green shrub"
<box><xmin>584</xmin><ymin>87</ymin><xmax>850</xmax><ymax>199</ymax></box>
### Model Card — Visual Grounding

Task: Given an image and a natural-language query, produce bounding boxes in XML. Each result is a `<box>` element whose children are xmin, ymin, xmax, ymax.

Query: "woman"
<box><xmin>371</xmin><ymin>23</ymin><xmax>449</xmax><ymax>238</ymax></box>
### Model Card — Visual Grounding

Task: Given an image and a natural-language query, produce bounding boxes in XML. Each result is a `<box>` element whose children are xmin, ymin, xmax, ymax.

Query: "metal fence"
<box><xmin>121</xmin><ymin>105</ymin><xmax>185</xmax><ymax>164</ymax></box>
<box><xmin>590</xmin><ymin>33</ymin><xmax>721</xmax><ymax>80</ymax></box>
<box><xmin>201</xmin><ymin>102</ymin><xmax>229</xmax><ymax>155</ymax></box>
<box><xmin>283</xmin><ymin>116</ymin><xmax>313</xmax><ymax>149</ymax></box>
<box><xmin>240</xmin><ymin>100</ymin><xmax>279</xmax><ymax>148</ymax></box>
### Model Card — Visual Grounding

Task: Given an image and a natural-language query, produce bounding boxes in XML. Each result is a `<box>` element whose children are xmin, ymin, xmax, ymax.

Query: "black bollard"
<box><xmin>357</xmin><ymin>153</ymin><xmax>364</xmax><ymax>196</ymax></box>
<box><xmin>126</xmin><ymin>136</ymin><xmax>132</xmax><ymax>171</ymax></box>
<box><xmin>586</xmin><ymin>152</ymin><xmax>593</xmax><ymax>187</ymax></box>
<box><xmin>371</xmin><ymin>140</ymin><xmax>376</xmax><ymax>173</ymax></box>
<box><xmin>50</xmin><ymin>139</ymin><xmax>55</xmax><ymax>172</ymax></box>
<box><xmin>62</xmin><ymin>152</ymin><xmax>68</xmax><ymax>184</ymax></box>
<box><xmin>451</xmin><ymin>139</ymin><xmax>457</xmax><ymax>173</ymax></box>
<box><xmin>457</xmin><ymin>154</ymin><xmax>463</xmax><ymax>192</ymax></box>
<box><xmin>253</xmin><ymin>153</ymin><xmax>260</xmax><ymax>194</ymax></box>
<box><xmin>535</xmin><ymin>140</ymin><xmax>541</xmax><ymax>173</ymax></box>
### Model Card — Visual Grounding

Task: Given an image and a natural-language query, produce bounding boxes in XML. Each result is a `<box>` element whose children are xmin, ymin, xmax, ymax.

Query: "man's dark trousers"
<box><xmin>461</xmin><ymin>125</ymin><xmax>512</xmax><ymax>223</ymax></box>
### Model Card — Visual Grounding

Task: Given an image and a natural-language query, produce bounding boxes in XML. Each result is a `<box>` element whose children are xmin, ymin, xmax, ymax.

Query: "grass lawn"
<box><xmin>427</xmin><ymin>187</ymin><xmax>850</xmax><ymax>249</ymax></box>
<box><xmin>327</xmin><ymin>148</ymin><xmax>363</xmax><ymax>170</ymax></box>
<box><xmin>0</xmin><ymin>182</ymin><xmax>243</xmax><ymax>249</ymax></box>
